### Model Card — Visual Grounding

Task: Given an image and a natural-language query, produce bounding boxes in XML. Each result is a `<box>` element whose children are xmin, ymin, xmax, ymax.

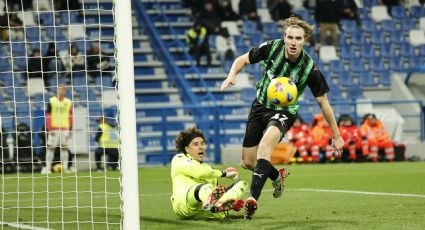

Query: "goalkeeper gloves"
<box><xmin>221</xmin><ymin>167</ymin><xmax>239</xmax><ymax>180</ymax></box>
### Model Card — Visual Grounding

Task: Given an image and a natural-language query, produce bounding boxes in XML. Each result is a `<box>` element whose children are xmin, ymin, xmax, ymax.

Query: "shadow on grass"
<box><xmin>258</xmin><ymin>219</ymin><xmax>359</xmax><ymax>230</ymax></box>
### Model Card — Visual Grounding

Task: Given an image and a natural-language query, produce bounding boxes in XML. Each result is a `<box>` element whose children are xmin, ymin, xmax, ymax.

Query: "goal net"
<box><xmin>0</xmin><ymin>0</ymin><xmax>139</xmax><ymax>229</ymax></box>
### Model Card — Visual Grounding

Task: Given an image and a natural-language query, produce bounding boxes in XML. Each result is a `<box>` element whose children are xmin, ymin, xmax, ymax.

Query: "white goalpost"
<box><xmin>0</xmin><ymin>0</ymin><xmax>140</xmax><ymax>229</ymax></box>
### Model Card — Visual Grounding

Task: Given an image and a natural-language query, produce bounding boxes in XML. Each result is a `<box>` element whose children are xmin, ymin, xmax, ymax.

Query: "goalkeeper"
<box><xmin>171</xmin><ymin>127</ymin><xmax>248</xmax><ymax>220</ymax></box>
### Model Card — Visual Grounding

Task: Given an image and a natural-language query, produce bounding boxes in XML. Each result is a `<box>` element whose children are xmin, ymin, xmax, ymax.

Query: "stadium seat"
<box><xmin>257</xmin><ymin>8</ymin><xmax>272</xmax><ymax>23</ymax></box>
<box><xmin>346</xmin><ymin>85</ymin><xmax>365</xmax><ymax>100</ymax></box>
<box><xmin>410</xmin><ymin>5</ymin><xmax>425</xmax><ymax>18</ymax></box>
<box><xmin>319</xmin><ymin>45</ymin><xmax>339</xmax><ymax>63</ymax></box>
<box><xmin>371</xmin><ymin>5</ymin><xmax>391</xmax><ymax>22</ymax></box>
<box><xmin>378</xmin><ymin>70</ymin><xmax>391</xmax><ymax>86</ymax></box>
<box><xmin>338</xmin><ymin>71</ymin><xmax>355</xmax><ymax>87</ymax></box>
<box><xmin>360</xmin><ymin>44</ymin><xmax>375</xmax><ymax>59</ymax></box>
<box><xmin>340</xmin><ymin>45</ymin><xmax>356</xmax><ymax>60</ymax></box>
<box><xmin>400</xmin><ymin>43</ymin><xmax>416</xmax><ymax>58</ymax></box>
<box><xmin>359</xmin><ymin>72</ymin><xmax>378</xmax><ymax>87</ymax></box>
<box><xmin>340</xmin><ymin>20</ymin><xmax>358</xmax><ymax>33</ymax></box>
<box><xmin>408</xmin><ymin>30</ymin><xmax>425</xmax><ymax>46</ymax></box>
<box><xmin>361</xmin><ymin>19</ymin><xmax>377</xmax><ymax>33</ymax></box>
<box><xmin>68</xmin><ymin>24</ymin><xmax>86</xmax><ymax>40</ymax></box>
<box><xmin>364</xmin><ymin>0</ymin><xmax>380</xmax><ymax>8</ymax></box>
<box><xmin>401</xmin><ymin>20</ymin><xmax>417</xmax><ymax>31</ymax></box>
<box><xmin>420</xmin><ymin>17</ymin><xmax>425</xmax><ymax>31</ymax></box>
<box><xmin>242</xmin><ymin>21</ymin><xmax>258</xmax><ymax>35</ymax></box>
<box><xmin>391</xmin><ymin>5</ymin><xmax>409</xmax><ymax>20</ymax></box>
<box><xmin>329</xmin><ymin>60</ymin><xmax>345</xmax><ymax>73</ymax></box>
<box><xmin>350</xmin><ymin>59</ymin><xmax>367</xmax><ymax>72</ymax></box>
<box><xmin>370</xmin><ymin>31</ymin><xmax>385</xmax><ymax>45</ymax></box>
<box><xmin>390</xmin><ymin>32</ymin><xmax>406</xmax><ymax>44</ymax></box>
<box><xmin>380</xmin><ymin>44</ymin><xmax>396</xmax><ymax>58</ymax></box>
<box><xmin>381</xmin><ymin>20</ymin><xmax>397</xmax><ymax>32</ymax></box>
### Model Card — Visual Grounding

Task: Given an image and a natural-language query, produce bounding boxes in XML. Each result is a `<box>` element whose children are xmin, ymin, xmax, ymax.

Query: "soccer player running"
<box><xmin>220</xmin><ymin>16</ymin><xmax>344</xmax><ymax>219</ymax></box>
<box><xmin>41</xmin><ymin>85</ymin><xmax>73</xmax><ymax>174</ymax></box>
<box><xmin>171</xmin><ymin>127</ymin><xmax>248</xmax><ymax>220</ymax></box>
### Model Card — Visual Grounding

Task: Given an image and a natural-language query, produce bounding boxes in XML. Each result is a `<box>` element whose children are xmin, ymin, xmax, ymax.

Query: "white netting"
<box><xmin>0</xmin><ymin>0</ymin><xmax>122</xmax><ymax>229</ymax></box>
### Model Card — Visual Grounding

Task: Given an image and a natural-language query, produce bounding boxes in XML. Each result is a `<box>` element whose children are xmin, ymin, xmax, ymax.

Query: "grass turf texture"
<box><xmin>140</xmin><ymin>162</ymin><xmax>425</xmax><ymax>230</ymax></box>
<box><xmin>1</xmin><ymin>162</ymin><xmax>425</xmax><ymax>229</ymax></box>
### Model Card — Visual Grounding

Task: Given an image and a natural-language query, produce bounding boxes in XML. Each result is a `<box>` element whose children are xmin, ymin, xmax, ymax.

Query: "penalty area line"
<box><xmin>288</xmin><ymin>188</ymin><xmax>425</xmax><ymax>199</ymax></box>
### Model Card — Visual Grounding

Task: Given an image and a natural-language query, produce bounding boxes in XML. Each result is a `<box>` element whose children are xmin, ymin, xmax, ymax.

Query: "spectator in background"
<box><xmin>94</xmin><ymin>116</ymin><xmax>120</xmax><ymax>171</ymax></box>
<box><xmin>182</xmin><ymin>0</ymin><xmax>203</xmax><ymax>19</ymax></box>
<box><xmin>218</xmin><ymin>0</ymin><xmax>239</xmax><ymax>21</ymax></box>
<box><xmin>286</xmin><ymin>116</ymin><xmax>320</xmax><ymax>163</ymax></box>
<box><xmin>215</xmin><ymin>28</ymin><xmax>236</xmax><ymax>63</ymax></box>
<box><xmin>186</xmin><ymin>20</ymin><xmax>212</xmax><ymax>66</ymax></box>
<box><xmin>380</xmin><ymin>0</ymin><xmax>401</xmax><ymax>16</ymax></box>
<box><xmin>61</xmin><ymin>43</ymin><xmax>85</xmax><ymax>74</ymax></box>
<box><xmin>42</xmin><ymin>42</ymin><xmax>64</xmax><ymax>87</ymax></box>
<box><xmin>86</xmin><ymin>42</ymin><xmax>112</xmax><ymax>78</ymax></box>
<box><xmin>338</xmin><ymin>114</ymin><xmax>368</xmax><ymax>162</ymax></box>
<box><xmin>27</xmin><ymin>48</ymin><xmax>43</xmax><ymax>79</ymax></box>
<box><xmin>0</xmin><ymin>11</ymin><xmax>23</xmax><ymax>41</ymax></box>
<box><xmin>315</xmin><ymin>0</ymin><xmax>341</xmax><ymax>47</ymax></box>
<box><xmin>269</xmin><ymin>0</ymin><xmax>293</xmax><ymax>22</ymax></box>
<box><xmin>199</xmin><ymin>1</ymin><xmax>222</xmax><ymax>35</ymax></box>
<box><xmin>360</xmin><ymin>114</ymin><xmax>395</xmax><ymax>162</ymax></box>
<box><xmin>54</xmin><ymin>0</ymin><xmax>82</xmax><ymax>10</ymax></box>
<box><xmin>310</xmin><ymin>113</ymin><xmax>335</xmax><ymax>162</ymax></box>
<box><xmin>239</xmin><ymin>0</ymin><xmax>259</xmax><ymax>22</ymax></box>
<box><xmin>340</xmin><ymin>0</ymin><xmax>361</xmax><ymax>26</ymax></box>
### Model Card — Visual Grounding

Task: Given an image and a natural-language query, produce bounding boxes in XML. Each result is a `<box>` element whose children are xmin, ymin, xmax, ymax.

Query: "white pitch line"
<box><xmin>0</xmin><ymin>221</ymin><xmax>51</xmax><ymax>230</ymax></box>
<box><xmin>139</xmin><ymin>188</ymin><xmax>425</xmax><ymax>199</ymax></box>
<box><xmin>292</xmin><ymin>188</ymin><xmax>425</xmax><ymax>198</ymax></box>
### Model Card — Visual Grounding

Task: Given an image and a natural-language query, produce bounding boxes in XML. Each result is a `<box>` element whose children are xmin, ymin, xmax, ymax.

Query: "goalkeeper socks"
<box><xmin>218</xmin><ymin>180</ymin><xmax>248</xmax><ymax>203</ymax></box>
<box><xmin>250</xmin><ymin>159</ymin><xmax>271</xmax><ymax>200</ymax></box>
<box><xmin>45</xmin><ymin>148</ymin><xmax>54</xmax><ymax>171</ymax></box>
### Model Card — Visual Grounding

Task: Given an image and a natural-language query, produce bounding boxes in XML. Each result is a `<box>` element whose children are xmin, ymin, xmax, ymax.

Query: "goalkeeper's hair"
<box><xmin>175</xmin><ymin>127</ymin><xmax>205</xmax><ymax>154</ymax></box>
<box><xmin>282</xmin><ymin>15</ymin><xmax>314</xmax><ymax>39</ymax></box>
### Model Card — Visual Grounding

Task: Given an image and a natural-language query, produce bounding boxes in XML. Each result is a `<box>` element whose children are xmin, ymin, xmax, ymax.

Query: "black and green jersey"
<box><xmin>248</xmin><ymin>39</ymin><xmax>329</xmax><ymax>114</ymax></box>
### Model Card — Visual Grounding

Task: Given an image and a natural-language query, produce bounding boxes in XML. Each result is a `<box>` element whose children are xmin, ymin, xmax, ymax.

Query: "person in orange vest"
<box><xmin>360</xmin><ymin>114</ymin><xmax>395</xmax><ymax>162</ymax></box>
<box><xmin>338</xmin><ymin>114</ymin><xmax>369</xmax><ymax>162</ymax></box>
<box><xmin>42</xmin><ymin>85</ymin><xmax>73</xmax><ymax>174</ymax></box>
<box><xmin>310</xmin><ymin>113</ymin><xmax>335</xmax><ymax>162</ymax></box>
<box><xmin>286</xmin><ymin>116</ymin><xmax>320</xmax><ymax>163</ymax></box>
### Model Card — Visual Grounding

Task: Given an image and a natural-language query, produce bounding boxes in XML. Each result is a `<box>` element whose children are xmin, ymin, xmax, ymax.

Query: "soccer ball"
<box><xmin>267</xmin><ymin>77</ymin><xmax>298</xmax><ymax>107</ymax></box>
<box><xmin>53</xmin><ymin>163</ymin><xmax>62</xmax><ymax>173</ymax></box>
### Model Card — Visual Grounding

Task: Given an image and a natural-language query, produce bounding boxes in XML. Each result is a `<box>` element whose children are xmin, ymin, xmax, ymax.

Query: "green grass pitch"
<box><xmin>1</xmin><ymin>162</ymin><xmax>425</xmax><ymax>229</ymax></box>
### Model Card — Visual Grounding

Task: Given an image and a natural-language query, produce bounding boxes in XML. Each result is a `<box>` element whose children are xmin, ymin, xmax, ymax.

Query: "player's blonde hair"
<box><xmin>282</xmin><ymin>15</ymin><xmax>314</xmax><ymax>39</ymax></box>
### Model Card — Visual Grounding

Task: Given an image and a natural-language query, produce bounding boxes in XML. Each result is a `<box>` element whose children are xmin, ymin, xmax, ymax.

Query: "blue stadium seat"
<box><xmin>340</xmin><ymin>20</ymin><xmax>358</xmax><ymax>33</ymax></box>
<box><xmin>381</xmin><ymin>20</ymin><xmax>396</xmax><ymax>32</ymax></box>
<box><xmin>359</xmin><ymin>72</ymin><xmax>378</xmax><ymax>87</ymax></box>
<box><xmin>370</xmin><ymin>31</ymin><xmax>385</xmax><ymax>45</ymax></box>
<box><xmin>400</xmin><ymin>43</ymin><xmax>415</xmax><ymax>58</ymax></box>
<box><xmin>391</xmin><ymin>5</ymin><xmax>409</xmax><ymax>19</ymax></box>
<box><xmin>364</xmin><ymin>0</ymin><xmax>380</xmax><ymax>8</ymax></box>
<box><xmin>361</xmin><ymin>19</ymin><xmax>377</xmax><ymax>33</ymax></box>
<box><xmin>370</xmin><ymin>57</ymin><xmax>386</xmax><ymax>71</ymax></box>
<box><xmin>378</xmin><ymin>70</ymin><xmax>391</xmax><ymax>86</ymax></box>
<box><xmin>360</xmin><ymin>44</ymin><xmax>375</xmax><ymax>59</ymax></box>
<box><xmin>329</xmin><ymin>60</ymin><xmax>345</xmax><ymax>73</ymax></box>
<box><xmin>346</xmin><ymin>85</ymin><xmax>365</xmax><ymax>100</ymax></box>
<box><xmin>340</xmin><ymin>45</ymin><xmax>356</xmax><ymax>59</ymax></box>
<box><xmin>390</xmin><ymin>31</ymin><xmax>405</xmax><ymax>44</ymax></box>
<box><xmin>357</xmin><ymin>7</ymin><xmax>370</xmax><ymax>20</ymax></box>
<box><xmin>410</xmin><ymin>5</ymin><xmax>425</xmax><ymax>18</ymax></box>
<box><xmin>249</xmin><ymin>32</ymin><xmax>264</xmax><ymax>46</ymax></box>
<box><xmin>242</xmin><ymin>21</ymin><xmax>258</xmax><ymax>34</ymax></box>
<box><xmin>39</xmin><ymin>11</ymin><xmax>55</xmax><ymax>26</ymax></box>
<box><xmin>380</xmin><ymin>44</ymin><xmax>396</xmax><ymax>58</ymax></box>
<box><xmin>350</xmin><ymin>59</ymin><xmax>367</xmax><ymax>72</ymax></box>
<box><xmin>338</xmin><ymin>71</ymin><xmax>354</xmax><ymax>87</ymax></box>
<box><xmin>400</xmin><ymin>19</ymin><xmax>417</xmax><ymax>31</ymax></box>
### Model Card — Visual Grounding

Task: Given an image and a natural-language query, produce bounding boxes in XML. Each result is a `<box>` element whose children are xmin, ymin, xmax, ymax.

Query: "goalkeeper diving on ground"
<box><xmin>170</xmin><ymin>127</ymin><xmax>248</xmax><ymax>219</ymax></box>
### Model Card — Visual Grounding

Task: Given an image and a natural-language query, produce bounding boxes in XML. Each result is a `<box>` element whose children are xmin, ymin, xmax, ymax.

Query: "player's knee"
<box><xmin>240</xmin><ymin>159</ymin><xmax>255</xmax><ymax>170</ymax></box>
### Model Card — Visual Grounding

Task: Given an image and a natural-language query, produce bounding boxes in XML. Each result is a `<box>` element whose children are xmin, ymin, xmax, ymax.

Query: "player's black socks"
<box><xmin>268</xmin><ymin>166</ymin><xmax>279</xmax><ymax>181</ymax></box>
<box><xmin>250</xmin><ymin>159</ymin><xmax>271</xmax><ymax>200</ymax></box>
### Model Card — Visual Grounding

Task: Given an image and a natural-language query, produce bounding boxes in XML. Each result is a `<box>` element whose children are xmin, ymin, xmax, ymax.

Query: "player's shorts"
<box><xmin>171</xmin><ymin>184</ymin><xmax>225</xmax><ymax>220</ymax></box>
<box><xmin>47</xmin><ymin>130</ymin><xmax>71</xmax><ymax>147</ymax></box>
<box><xmin>243</xmin><ymin>99</ymin><xmax>297</xmax><ymax>147</ymax></box>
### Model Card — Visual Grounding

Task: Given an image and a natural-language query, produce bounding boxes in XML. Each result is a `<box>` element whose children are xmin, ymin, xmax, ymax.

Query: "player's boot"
<box><xmin>202</xmin><ymin>185</ymin><xmax>226</xmax><ymax>211</ymax></box>
<box><xmin>244</xmin><ymin>197</ymin><xmax>257</xmax><ymax>220</ymax></box>
<box><xmin>272</xmin><ymin>168</ymin><xmax>289</xmax><ymax>198</ymax></box>
<box><xmin>212</xmin><ymin>198</ymin><xmax>244</xmax><ymax>212</ymax></box>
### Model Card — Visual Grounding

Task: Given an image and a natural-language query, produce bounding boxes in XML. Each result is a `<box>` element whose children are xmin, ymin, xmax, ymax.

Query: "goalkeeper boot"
<box><xmin>272</xmin><ymin>168</ymin><xmax>289</xmax><ymax>198</ymax></box>
<box><xmin>213</xmin><ymin>198</ymin><xmax>244</xmax><ymax>212</ymax></box>
<box><xmin>202</xmin><ymin>185</ymin><xmax>226</xmax><ymax>211</ymax></box>
<box><xmin>244</xmin><ymin>197</ymin><xmax>257</xmax><ymax>220</ymax></box>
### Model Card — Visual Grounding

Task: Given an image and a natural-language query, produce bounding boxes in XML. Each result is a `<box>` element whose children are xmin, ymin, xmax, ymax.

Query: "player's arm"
<box><xmin>221</xmin><ymin>40</ymin><xmax>272</xmax><ymax>91</ymax></box>
<box><xmin>173</xmin><ymin>155</ymin><xmax>237</xmax><ymax>180</ymax></box>
<box><xmin>308</xmin><ymin>68</ymin><xmax>344</xmax><ymax>154</ymax></box>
